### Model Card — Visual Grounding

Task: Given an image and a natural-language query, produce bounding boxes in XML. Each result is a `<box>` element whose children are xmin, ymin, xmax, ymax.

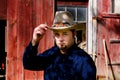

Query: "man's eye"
<box><xmin>63</xmin><ymin>33</ymin><xmax>68</xmax><ymax>36</ymax></box>
<box><xmin>54</xmin><ymin>33</ymin><xmax>59</xmax><ymax>36</ymax></box>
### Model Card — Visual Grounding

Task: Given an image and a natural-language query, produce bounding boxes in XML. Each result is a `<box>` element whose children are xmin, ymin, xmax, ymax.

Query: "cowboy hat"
<box><xmin>49</xmin><ymin>11</ymin><xmax>80</xmax><ymax>31</ymax></box>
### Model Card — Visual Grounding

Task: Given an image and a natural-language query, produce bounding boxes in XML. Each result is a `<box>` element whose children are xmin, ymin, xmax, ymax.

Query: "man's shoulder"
<box><xmin>46</xmin><ymin>46</ymin><xmax>59</xmax><ymax>52</ymax></box>
<box><xmin>72</xmin><ymin>48</ymin><xmax>95</xmax><ymax>67</ymax></box>
<box><xmin>73</xmin><ymin>47</ymin><xmax>87</xmax><ymax>56</ymax></box>
<box><xmin>73</xmin><ymin>47</ymin><xmax>93</xmax><ymax>61</ymax></box>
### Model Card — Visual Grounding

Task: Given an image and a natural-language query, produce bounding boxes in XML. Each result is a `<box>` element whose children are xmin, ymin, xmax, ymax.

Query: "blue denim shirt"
<box><xmin>23</xmin><ymin>42</ymin><xmax>96</xmax><ymax>80</ymax></box>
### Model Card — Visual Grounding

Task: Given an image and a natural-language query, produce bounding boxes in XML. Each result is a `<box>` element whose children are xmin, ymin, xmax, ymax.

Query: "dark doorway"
<box><xmin>0</xmin><ymin>20</ymin><xmax>6</xmax><ymax>80</ymax></box>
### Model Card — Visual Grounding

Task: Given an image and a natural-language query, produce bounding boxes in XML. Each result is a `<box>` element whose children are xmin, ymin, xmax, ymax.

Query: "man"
<box><xmin>23</xmin><ymin>11</ymin><xmax>96</xmax><ymax>80</ymax></box>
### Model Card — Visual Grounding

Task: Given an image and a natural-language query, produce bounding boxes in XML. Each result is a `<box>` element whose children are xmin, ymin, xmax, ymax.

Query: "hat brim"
<box><xmin>49</xmin><ymin>23</ymin><xmax>81</xmax><ymax>31</ymax></box>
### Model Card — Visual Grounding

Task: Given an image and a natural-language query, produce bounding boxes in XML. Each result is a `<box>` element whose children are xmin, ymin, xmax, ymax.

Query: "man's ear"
<box><xmin>73</xmin><ymin>30</ymin><xmax>77</xmax><ymax>43</ymax></box>
<box><xmin>73</xmin><ymin>30</ymin><xmax>77</xmax><ymax>37</ymax></box>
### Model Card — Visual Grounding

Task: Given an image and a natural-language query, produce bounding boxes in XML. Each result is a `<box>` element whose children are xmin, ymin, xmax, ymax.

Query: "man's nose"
<box><xmin>58</xmin><ymin>35</ymin><xmax>64</xmax><ymax>41</ymax></box>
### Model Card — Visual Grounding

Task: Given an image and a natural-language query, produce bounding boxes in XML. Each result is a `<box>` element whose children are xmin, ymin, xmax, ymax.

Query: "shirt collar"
<box><xmin>55</xmin><ymin>43</ymin><xmax>78</xmax><ymax>56</ymax></box>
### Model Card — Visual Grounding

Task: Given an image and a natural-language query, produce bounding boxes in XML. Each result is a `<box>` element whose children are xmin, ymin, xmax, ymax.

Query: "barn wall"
<box><xmin>97</xmin><ymin>0</ymin><xmax>120</xmax><ymax>80</ymax></box>
<box><xmin>7</xmin><ymin>0</ymin><xmax>54</xmax><ymax>80</ymax></box>
<box><xmin>0</xmin><ymin>0</ymin><xmax>7</xmax><ymax>20</ymax></box>
<box><xmin>6</xmin><ymin>0</ymin><xmax>120</xmax><ymax>80</ymax></box>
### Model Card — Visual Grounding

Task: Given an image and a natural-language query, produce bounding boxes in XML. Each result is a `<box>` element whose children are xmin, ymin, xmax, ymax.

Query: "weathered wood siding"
<box><xmin>7</xmin><ymin>0</ymin><xmax>54</xmax><ymax>80</ymax></box>
<box><xmin>97</xmin><ymin>0</ymin><xmax>120</xmax><ymax>80</ymax></box>
<box><xmin>0</xmin><ymin>0</ymin><xmax>7</xmax><ymax>20</ymax></box>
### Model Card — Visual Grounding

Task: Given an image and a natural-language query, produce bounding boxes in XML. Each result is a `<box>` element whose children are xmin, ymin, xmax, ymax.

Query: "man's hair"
<box><xmin>70</xmin><ymin>29</ymin><xmax>76</xmax><ymax>36</ymax></box>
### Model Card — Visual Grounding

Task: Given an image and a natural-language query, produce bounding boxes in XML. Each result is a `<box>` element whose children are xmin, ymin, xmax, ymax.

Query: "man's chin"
<box><xmin>59</xmin><ymin>46</ymin><xmax>67</xmax><ymax>50</ymax></box>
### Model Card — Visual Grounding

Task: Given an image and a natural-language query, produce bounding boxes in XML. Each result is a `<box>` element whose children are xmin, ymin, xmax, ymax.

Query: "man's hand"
<box><xmin>32</xmin><ymin>24</ymin><xmax>49</xmax><ymax>46</ymax></box>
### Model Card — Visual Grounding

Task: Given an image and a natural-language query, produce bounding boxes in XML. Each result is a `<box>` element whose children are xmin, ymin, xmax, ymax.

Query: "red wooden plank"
<box><xmin>97</xmin><ymin>0</ymin><xmax>111</xmax><ymax>15</ymax></box>
<box><xmin>16</xmin><ymin>0</ymin><xmax>38</xmax><ymax>80</ymax></box>
<box><xmin>57</xmin><ymin>1</ymin><xmax>88</xmax><ymax>6</ymax></box>
<box><xmin>17</xmin><ymin>0</ymin><xmax>36</xmax><ymax>80</ymax></box>
<box><xmin>7</xmin><ymin>0</ymin><xmax>40</xmax><ymax>80</ymax></box>
<box><xmin>7</xmin><ymin>0</ymin><xmax>18</xmax><ymax>80</ymax></box>
<box><xmin>102</xmin><ymin>14</ymin><xmax>120</xmax><ymax>19</ymax></box>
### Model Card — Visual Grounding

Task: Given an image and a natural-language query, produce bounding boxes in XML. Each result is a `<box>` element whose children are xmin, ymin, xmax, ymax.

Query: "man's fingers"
<box><xmin>32</xmin><ymin>24</ymin><xmax>49</xmax><ymax>46</ymax></box>
<box><xmin>38</xmin><ymin>24</ymin><xmax>49</xmax><ymax>29</ymax></box>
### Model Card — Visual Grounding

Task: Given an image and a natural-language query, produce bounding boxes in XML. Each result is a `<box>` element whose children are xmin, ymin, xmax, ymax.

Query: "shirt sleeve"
<box><xmin>23</xmin><ymin>42</ymin><xmax>56</xmax><ymax>71</ymax></box>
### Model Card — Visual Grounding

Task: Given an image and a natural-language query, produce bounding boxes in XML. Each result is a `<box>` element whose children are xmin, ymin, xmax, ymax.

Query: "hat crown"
<box><xmin>49</xmin><ymin>11</ymin><xmax>79</xmax><ymax>31</ymax></box>
<box><xmin>53</xmin><ymin>11</ymin><xmax>74</xmax><ymax>25</ymax></box>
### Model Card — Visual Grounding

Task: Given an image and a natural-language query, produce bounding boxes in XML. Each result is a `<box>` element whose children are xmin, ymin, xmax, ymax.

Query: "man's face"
<box><xmin>53</xmin><ymin>30</ymin><xmax>75</xmax><ymax>51</ymax></box>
